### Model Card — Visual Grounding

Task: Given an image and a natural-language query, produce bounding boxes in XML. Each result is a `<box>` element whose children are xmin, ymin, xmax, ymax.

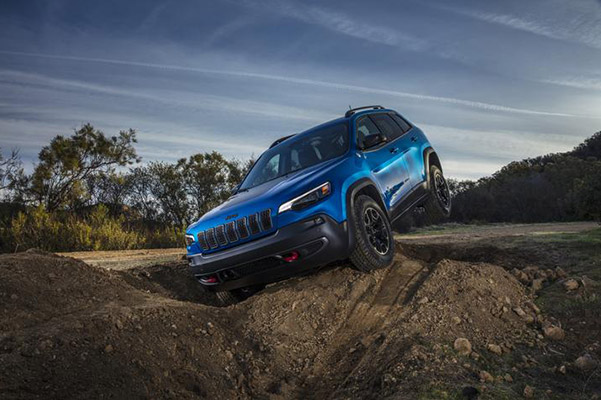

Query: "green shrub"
<box><xmin>3</xmin><ymin>204</ymin><xmax>161</xmax><ymax>253</ymax></box>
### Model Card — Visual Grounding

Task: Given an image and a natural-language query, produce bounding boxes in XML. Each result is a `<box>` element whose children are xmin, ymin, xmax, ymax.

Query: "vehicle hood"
<box><xmin>187</xmin><ymin>156</ymin><xmax>346</xmax><ymax>233</ymax></box>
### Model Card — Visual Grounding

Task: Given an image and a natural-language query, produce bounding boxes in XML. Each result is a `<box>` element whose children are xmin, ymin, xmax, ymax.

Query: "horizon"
<box><xmin>1</xmin><ymin>0</ymin><xmax>600</xmax><ymax>180</ymax></box>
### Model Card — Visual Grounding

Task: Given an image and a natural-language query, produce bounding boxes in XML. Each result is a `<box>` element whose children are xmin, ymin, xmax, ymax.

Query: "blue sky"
<box><xmin>1</xmin><ymin>0</ymin><xmax>600</xmax><ymax>179</ymax></box>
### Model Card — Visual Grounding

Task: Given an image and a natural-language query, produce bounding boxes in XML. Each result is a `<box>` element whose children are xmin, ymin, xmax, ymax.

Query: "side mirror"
<box><xmin>362</xmin><ymin>133</ymin><xmax>387</xmax><ymax>150</ymax></box>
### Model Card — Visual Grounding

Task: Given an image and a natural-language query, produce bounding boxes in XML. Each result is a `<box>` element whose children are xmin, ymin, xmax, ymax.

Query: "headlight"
<box><xmin>278</xmin><ymin>182</ymin><xmax>331</xmax><ymax>214</ymax></box>
<box><xmin>185</xmin><ymin>234</ymin><xmax>195</xmax><ymax>246</ymax></box>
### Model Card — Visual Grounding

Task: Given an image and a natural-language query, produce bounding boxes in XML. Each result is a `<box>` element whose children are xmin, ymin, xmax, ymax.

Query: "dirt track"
<box><xmin>2</xmin><ymin>222</ymin><xmax>600</xmax><ymax>399</ymax></box>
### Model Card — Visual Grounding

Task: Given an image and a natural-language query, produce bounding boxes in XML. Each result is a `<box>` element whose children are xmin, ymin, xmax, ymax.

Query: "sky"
<box><xmin>0</xmin><ymin>0</ymin><xmax>600</xmax><ymax>180</ymax></box>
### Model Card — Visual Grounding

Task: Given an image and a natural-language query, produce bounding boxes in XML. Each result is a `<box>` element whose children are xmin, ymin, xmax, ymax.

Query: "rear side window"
<box><xmin>356</xmin><ymin>116</ymin><xmax>380</xmax><ymax>148</ymax></box>
<box><xmin>390</xmin><ymin>113</ymin><xmax>412</xmax><ymax>133</ymax></box>
<box><xmin>370</xmin><ymin>113</ymin><xmax>404</xmax><ymax>141</ymax></box>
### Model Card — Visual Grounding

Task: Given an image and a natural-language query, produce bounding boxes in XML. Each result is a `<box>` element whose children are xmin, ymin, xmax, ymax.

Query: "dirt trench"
<box><xmin>0</xmin><ymin>243</ymin><xmax>567</xmax><ymax>399</ymax></box>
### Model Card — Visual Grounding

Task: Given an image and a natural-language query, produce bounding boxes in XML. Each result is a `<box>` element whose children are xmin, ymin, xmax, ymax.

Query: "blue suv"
<box><xmin>185</xmin><ymin>106</ymin><xmax>451</xmax><ymax>304</ymax></box>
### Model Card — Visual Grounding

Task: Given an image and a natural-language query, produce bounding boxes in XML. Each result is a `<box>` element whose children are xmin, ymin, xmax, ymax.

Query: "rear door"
<box><xmin>356</xmin><ymin>114</ymin><xmax>411</xmax><ymax>209</ymax></box>
<box><xmin>388</xmin><ymin>112</ymin><xmax>423</xmax><ymax>185</ymax></box>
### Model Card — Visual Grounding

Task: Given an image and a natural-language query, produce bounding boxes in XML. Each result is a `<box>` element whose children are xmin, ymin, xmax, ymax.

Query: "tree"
<box><xmin>28</xmin><ymin>124</ymin><xmax>139</xmax><ymax>211</ymax></box>
<box><xmin>0</xmin><ymin>148</ymin><xmax>24</xmax><ymax>198</ymax></box>
<box><xmin>177</xmin><ymin>152</ymin><xmax>245</xmax><ymax>221</ymax></box>
<box><xmin>145</xmin><ymin>162</ymin><xmax>189</xmax><ymax>227</ymax></box>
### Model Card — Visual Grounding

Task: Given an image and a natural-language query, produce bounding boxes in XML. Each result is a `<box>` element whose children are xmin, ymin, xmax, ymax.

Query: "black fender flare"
<box><xmin>423</xmin><ymin>147</ymin><xmax>442</xmax><ymax>190</ymax></box>
<box><xmin>344</xmin><ymin>178</ymin><xmax>388</xmax><ymax>252</ymax></box>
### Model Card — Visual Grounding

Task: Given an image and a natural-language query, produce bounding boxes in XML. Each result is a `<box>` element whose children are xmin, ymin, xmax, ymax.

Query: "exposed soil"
<box><xmin>1</xmin><ymin>223</ymin><xmax>600</xmax><ymax>399</ymax></box>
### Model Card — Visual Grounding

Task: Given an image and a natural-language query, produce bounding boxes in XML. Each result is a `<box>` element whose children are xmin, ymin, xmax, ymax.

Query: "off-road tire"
<box><xmin>423</xmin><ymin>165</ymin><xmax>451</xmax><ymax>225</ymax></box>
<box><xmin>349</xmin><ymin>195</ymin><xmax>395</xmax><ymax>272</ymax></box>
<box><xmin>215</xmin><ymin>290</ymin><xmax>240</xmax><ymax>306</ymax></box>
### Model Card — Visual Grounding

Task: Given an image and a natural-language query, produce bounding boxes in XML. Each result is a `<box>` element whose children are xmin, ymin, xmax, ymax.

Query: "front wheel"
<box><xmin>213</xmin><ymin>285</ymin><xmax>264</xmax><ymax>306</ymax></box>
<box><xmin>423</xmin><ymin>165</ymin><xmax>451</xmax><ymax>224</ymax></box>
<box><xmin>349</xmin><ymin>195</ymin><xmax>395</xmax><ymax>272</ymax></box>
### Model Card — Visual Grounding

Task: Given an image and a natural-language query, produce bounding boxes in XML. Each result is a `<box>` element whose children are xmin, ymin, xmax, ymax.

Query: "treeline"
<box><xmin>0</xmin><ymin>124</ymin><xmax>251</xmax><ymax>252</ymax></box>
<box><xmin>448</xmin><ymin>131</ymin><xmax>601</xmax><ymax>223</ymax></box>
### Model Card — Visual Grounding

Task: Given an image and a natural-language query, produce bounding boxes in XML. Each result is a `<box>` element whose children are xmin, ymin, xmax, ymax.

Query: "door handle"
<box><xmin>389</xmin><ymin>147</ymin><xmax>399</xmax><ymax>154</ymax></box>
<box><xmin>410</xmin><ymin>136</ymin><xmax>418</xmax><ymax>142</ymax></box>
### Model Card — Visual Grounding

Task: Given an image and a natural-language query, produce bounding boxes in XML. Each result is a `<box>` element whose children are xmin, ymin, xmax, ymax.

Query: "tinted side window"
<box><xmin>355</xmin><ymin>116</ymin><xmax>381</xmax><ymax>148</ymax></box>
<box><xmin>370</xmin><ymin>113</ymin><xmax>403</xmax><ymax>141</ymax></box>
<box><xmin>390</xmin><ymin>113</ymin><xmax>412</xmax><ymax>133</ymax></box>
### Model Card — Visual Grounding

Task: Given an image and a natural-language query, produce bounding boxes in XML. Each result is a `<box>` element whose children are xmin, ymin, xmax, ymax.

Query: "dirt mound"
<box><xmin>0</xmin><ymin>252</ymin><xmax>245</xmax><ymax>399</ymax></box>
<box><xmin>0</xmin><ymin>248</ymin><xmax>566</xmax><ymax>399</ymax></box>
<box><xmin>117</xmin><ymin>262</ymin><xmax>222</xmax><ymax>306</ymax></box>
<box><xmin>407</xmin><ymin>259</ymin><xmax>538</xmax><ymax>346</ymax></box>
<box><xmin>0</xmin><ymin>252</ymin><xmax>141</xmax><ymax>332</ymax></box>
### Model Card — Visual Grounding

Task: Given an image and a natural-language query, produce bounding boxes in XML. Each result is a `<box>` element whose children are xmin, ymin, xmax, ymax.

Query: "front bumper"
<box><xmin>187</xmin><ymin>214</ymin><xmax>351</xmax><ymax>291</ymax></box>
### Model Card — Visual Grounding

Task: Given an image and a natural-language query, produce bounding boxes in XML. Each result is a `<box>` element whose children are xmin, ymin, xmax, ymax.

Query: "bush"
<box><xmin>3</xmin><ymin>204</ymin><xmax>178</xmax><ymax>253</ymax></box>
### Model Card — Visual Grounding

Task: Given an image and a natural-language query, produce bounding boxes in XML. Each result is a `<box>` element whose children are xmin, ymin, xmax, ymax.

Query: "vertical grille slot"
<box><xmin>197</xmin><ymin>231</ymin><xmax>210</xmax><ymax>251</ymax></box>
<box><xmin>259</xmin><ymin>209</ymin><xmax>272</xmax><ymax>230</ymax></box>
<box><xmin>215</xmin><ymin>225</ymin><xmax>228</xmax><ymax>246</ymax></box>
<box><xmin>225</xmin><ymin>221</ymin><xmax>238</xmax><ymax>242</ymax></box>
<box><xmin>248</xmin><ymin>213</ymin><xmax>261</xmax><ymax>235</ymax></box>
<box><xmin>236</xmin><ymin>217</ymin><xmax>249</xmax><ymax>239</ymax></box>
<box><xmin>205</xmin><ymin>228</ymin><xmax>218</xmax><ymax>249</ymax></box>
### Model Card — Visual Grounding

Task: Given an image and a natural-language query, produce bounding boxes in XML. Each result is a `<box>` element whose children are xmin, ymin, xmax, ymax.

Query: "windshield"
<box><xmin>240</xmin><ymin>122</ymin><xmax>349</xmax><ymax>190</ymax></box>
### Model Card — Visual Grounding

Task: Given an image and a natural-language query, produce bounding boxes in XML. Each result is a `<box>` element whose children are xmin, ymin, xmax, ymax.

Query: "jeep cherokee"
<box><xmin>185</xmin><ymin>105</ymin><xmax>451</xmax><ymax>304</ymax></box>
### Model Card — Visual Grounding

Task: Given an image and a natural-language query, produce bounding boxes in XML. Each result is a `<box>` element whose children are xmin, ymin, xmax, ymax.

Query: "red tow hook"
<box><xmin>201</xmin><ymin>275</ymin><xmax>218</xmax><ymax>284</ymax></box>
<box><xmin>282</xmin><ymin>251</ymin><xmax>299</xmax><ymax>263</ymax></box>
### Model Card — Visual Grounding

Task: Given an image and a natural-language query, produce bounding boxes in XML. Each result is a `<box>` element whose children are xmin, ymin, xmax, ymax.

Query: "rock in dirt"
<box><xmin>523</xmin><ymin>385</ymin><xmax>534</xmax><ymax>398</ymax></box>
<box><xmin>487</xmin><ymin>343</ymin><xmax>503</xmax><ymax>355</ymax></box>
<box><xmin>581</xmin><ymin>276</ymin><xmax>599</xmax><ymax>288</ymax></box>
<box><xmin>531</xmin><ymin>278</ymin><xmax>544</xmax><ymax>291</ymax></box>
<box><xmin>513</xmin><ymin>307</ymin><xmax>526</xmax><ymax>317</ymax></box>
<box><xmin>454</xmin><ymin>338</ymin><xmax>472</xmax><ymax>355</ymax></box>
<box><xmin>543</xmin><ymin>325</ymin><xmax>565</xmax><ymax>341</ymax></box>
<box><xmin>563</xmin><ymin>279</ymin><xmax>579</xmax><ymax>291</ymax></box>
<box><xmin>555</xmin><ymin>267</ymin><xmax>567</xmax><ymax>279</ymax></box>
<box><xmin>479</xmin><ymin>370</ymin><xmax>494</xmax><ymax>382</ymax></box>
<box><xmin>575</xmin><ymin>354</ymin><xmax>598</xmax><ymax>371</ymax></box>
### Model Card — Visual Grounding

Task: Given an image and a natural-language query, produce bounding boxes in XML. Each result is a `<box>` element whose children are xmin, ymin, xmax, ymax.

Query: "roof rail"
<box><xmin>269</xmin><ymin>134</ymin><xmax>295</xmax><ymax>149</ymax></box>
<box><xmin>345</xmin><ymin>105</ymin><xmax>384</xmax><ymax>118</ymax></box>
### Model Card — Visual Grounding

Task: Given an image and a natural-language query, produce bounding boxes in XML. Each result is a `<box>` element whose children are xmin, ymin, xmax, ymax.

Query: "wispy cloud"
<box><xmin>543</xmin><ymin>77</ymin><xmax>601</xmax><ymax>91</ymax></box>
<box><xmin>440</xmin><ymin>2</ymin><xmax>601</xmax><ymax>50</ymax></box>
<box><xmin>237</xmin><ymin>0</ymin><xmax>428</xmax><ymax>51</ymax></box>
<box><xmin>1</xmin><ymin>51</ymin><xmax>594</xmax><ymax>119</ymax></box>
<box><xmin>0</xmin><ymin>69</ymin><xmax>332</xmax><ymax>122</ymax></box>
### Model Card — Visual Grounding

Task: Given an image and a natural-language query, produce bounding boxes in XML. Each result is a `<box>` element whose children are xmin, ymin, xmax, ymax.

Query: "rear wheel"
<box><xmin>349</xmin><ymin>195</ymin><xmax>395</xmax><ymax>272</ymax></box>
<box><xmin>423</xmin><ymin>165</ymin><xmax>451</xmax><ymax>224</ymax></box>
<box><xmin>213</xmin><ymin>285</ymin><xmax>264</xmax><ymax>306</ymax></box>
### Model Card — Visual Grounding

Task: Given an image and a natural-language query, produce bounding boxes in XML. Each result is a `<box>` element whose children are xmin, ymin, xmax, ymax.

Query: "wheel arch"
<box><xmin>423</xmin><ymin>147</ymin><xmax>442</xmax><ymax>189</ymax></box>
<box><xmin>344</xmin><ymin>178</ymin><xmax>388</xmax><ymax>252</ymax></box>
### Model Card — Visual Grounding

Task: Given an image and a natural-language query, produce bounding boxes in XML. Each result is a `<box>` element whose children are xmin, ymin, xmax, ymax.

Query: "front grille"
<box><xmin>215</xmin><ymin>225</ymin><xmax>228</xmax><ymax>246</ymax></box>
<box><xmin>198</xmin><ymin>209</ymin><xmax>274</xmax><ymax>253</ymax></box>
<box><xmin>248</xmin><ymin>213</ymin><xmax>261</xmax><ymax>235</ymax></box>
<box><xmin>236</xmin><ymin>217</ymin><xmax>249</xmax><ymax>239</ymax></box>
<box><xmin>259</xmin><ymin>209</ymin><xmax>272</xmax><ymax>230</ymax></box>
<box><xmin>205</xmin><ymin>228</ymin><xmax>218</xmax><ymax>249</ymax></box>
<box><xmin>197</xmin><ymin>231</ymin><xmax>210</xmax><ymax>251</ymax></box>
<box><xmin>225</xmin><ymin>221</ymin><xmax>238</xmax><ymax>242</ymax></box>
